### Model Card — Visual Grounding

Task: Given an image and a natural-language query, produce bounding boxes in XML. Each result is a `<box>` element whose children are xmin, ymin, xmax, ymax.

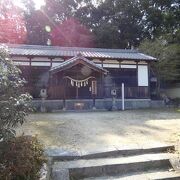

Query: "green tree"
<box><xmin>20</xmin><ymin>0</ymin><xmax>179</xmax><ymax>48</ymax></box>
<box><xmin>22</xmin><ymin>0</ymin><xmax>51</xmax><ymax>45</ymax></box>
<box><xmin>0</xmin><ymin>45</ymin><xmax>32</xmax><ymax>141</ymax></box>
<box><xmin>139</xmin><ymin>35</ymin><xmax>180</xmax><ymax>93</ymax></box>
<box><xmin>88</xmin><ymin>0</ymin><xmax>144</xmax><ymax>48</ymax></box>
<box><xmin>0</xmin><ymin>0</ymin><xmax>27</xmax><ymax>44</ymax></box>
<box><xmin>140</xmin><ymin>0</ymin><xmax>180</xmax><ymax>38</ymax></box>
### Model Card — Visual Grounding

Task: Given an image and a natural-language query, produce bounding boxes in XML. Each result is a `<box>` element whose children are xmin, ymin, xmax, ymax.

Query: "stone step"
<box><xmin>83</xmin><ymin>170</ymin><xmax>180</xmax><ymax>180</ymax></box>
<box><xmin>52</xmin><ymin>153</ymin><xmax>174</xmax><ymax>179</ymax></box>
<box><xmin>49</xmin><ymin>144</ymin><xmax>174</xmax><ymax>161</ymax></box>
<box><xmin>79</xmin><ymin>145</ymin><xmax>174</xmax><ymax>160</ymax></box>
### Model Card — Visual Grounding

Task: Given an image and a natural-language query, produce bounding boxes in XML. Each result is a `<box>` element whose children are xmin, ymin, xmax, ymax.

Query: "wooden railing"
<box><xmin>23</xmin><ymin>85</ymin><xmax>149</xmax><ymax>99</ymax></box>
<box><xmin>104</xmin><ymin>86</ymin><xmax>149</xmax><ymax>99</ymax></box>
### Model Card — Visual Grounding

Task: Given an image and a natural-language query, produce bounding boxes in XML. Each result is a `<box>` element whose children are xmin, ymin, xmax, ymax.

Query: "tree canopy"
<box><xmin>0</xmin><ymin>0</ymin><xmax>179</xmax><ymax>48</ymax></box>
<box><xmin>139</xmin><ymin>32</ymin><xmax>180</xmax><ymax>87</ymax></box>
<box><xmin>0</xmin><ymin>0</ymin><xmax>26</xmax><ymax>44</ymax></box>
<box><xmin>50</xmin><ymin>18</ymin><xmax>94</xmax><ymax>47</ymax></box>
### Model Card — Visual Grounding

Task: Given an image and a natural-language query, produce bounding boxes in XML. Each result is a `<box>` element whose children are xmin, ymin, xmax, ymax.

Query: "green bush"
<box><xmin>0</xmin><ymin>45</ymin><xmax>32</xmax><ymax>141</ymax></box>
<box><xmin>0</xmin><ymin>135</ymin><xmax>47</xmax><ymax>180</ymax></box>
<box><xmin>173</xmin><ymin>98</ymin><xmax>180</xmax><ymax>108</ymax></box>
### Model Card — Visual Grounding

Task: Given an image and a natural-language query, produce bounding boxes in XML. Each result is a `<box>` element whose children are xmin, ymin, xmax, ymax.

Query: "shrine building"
<box><xmin>5</xmin><ymin>44</ymin><xmax>158</xmax><ymax>110</ymax></box>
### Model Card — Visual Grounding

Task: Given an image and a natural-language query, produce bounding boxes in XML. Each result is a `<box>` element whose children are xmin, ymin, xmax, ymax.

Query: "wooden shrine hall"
<box><xmin>3</xmin><ymin>44</ymin><xmax>158</xmax><ymax>110</ymax></box>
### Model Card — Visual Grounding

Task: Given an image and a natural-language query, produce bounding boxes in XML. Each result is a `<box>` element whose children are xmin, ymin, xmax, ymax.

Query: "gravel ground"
<box><xmin>17</xmin><ymin>109</ymin><xmax>180</xmax><ymax>152</ymax></box>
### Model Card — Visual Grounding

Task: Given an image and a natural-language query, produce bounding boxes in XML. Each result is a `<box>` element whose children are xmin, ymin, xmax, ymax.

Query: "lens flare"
<box><xmin>45</xmin><ymin>25</ymin><xmax>51</xmax><ymax>32</ymax></box>
<box><xmin>50</xmin><ymin>18</ymin><xmax>94</xmax><ymax>47</ymax></box>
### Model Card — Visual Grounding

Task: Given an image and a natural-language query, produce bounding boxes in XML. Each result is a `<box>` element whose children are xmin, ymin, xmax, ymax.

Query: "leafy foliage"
<box><xmin>24</xmin><ymin>9</ymin><xmax>51</xmax><ymax>45</ymax></box>
<box><xmin>0</xmin><ymin>46</ymin><xmax>45</xmax><ymax>180</ymax></box>
<box><xmin>139</xmin><ymin>0</ymin><xmax>180</xmax><ymax>38</ymax></box>
<box><xmin>0</xmin><ymin>0</ymin><xmax>179</xmax><ymax>48</ymax></box>
<box><xmin>0</xmin><ymin>136</ymin><xmax>46</xmax><ymax>180</ymax></box>
<box><xmin>51</xmin><ymin>18</ymin><xmax>94</xmax><ymax>47</ymax></box>
<box><xmin>0</xmin><ymin>0</ymin><xmax>26</xmax><ymax>44</ymax></box>
<box><xmin>0</xmin><ymin>45</ymin><xmax>32</xmax><ymax>141</ymax></box>
<box><xmin>139</xmin><ymin>34</ymin><xmax>180</xmax><ymax>85</ymax></box>
<box><xmin>87</xmin><ymin>0</ymin><xmax>144</xmax><ymax>48</ymax></box>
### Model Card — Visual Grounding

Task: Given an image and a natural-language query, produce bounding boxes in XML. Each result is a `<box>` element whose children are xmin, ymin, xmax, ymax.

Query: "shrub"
<box><xmin>0</xmin><ymin>135</ymin><xmax>47</xmax><ymax>180</ymax></box>
<box><xmin>173</xmin><ymin>98</ymin><xmax>180</xmax><ymax>108</ymax></box>
<box><xmin>0</xmin><ymin>45</ymin><xmax>32</xmax><ymax>141</ymax></box>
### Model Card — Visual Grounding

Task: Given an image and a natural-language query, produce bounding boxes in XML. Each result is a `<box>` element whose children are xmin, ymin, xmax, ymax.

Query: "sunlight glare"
<box><xmin>16</xmin><ymin>0</ymin><xmax>45</xmax><ymax>10</ymax></box>
<box><xmin>33</xmin><ymin>0</ymin><xmax>45</xmax><ymax>9</ymax></box>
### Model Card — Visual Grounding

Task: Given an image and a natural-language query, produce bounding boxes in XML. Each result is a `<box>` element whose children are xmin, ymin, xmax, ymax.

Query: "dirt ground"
<box><xmin>17</xmin><ymin>109</ymin><xmax>180</xmax><ymax>152</ymax></box>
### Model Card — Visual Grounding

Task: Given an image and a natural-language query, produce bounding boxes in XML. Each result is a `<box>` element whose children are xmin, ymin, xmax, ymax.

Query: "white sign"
<box><xmin>138</xmin><ymin>65</ymin><xmax>148</xmax><ymax>86</ymax></box>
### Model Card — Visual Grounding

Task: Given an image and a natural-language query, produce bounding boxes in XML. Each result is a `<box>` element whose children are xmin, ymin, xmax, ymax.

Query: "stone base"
<box><xmin>31</xmin><ymin>99</ymin><xmax>165</xmax><ymax>112</ymax></box>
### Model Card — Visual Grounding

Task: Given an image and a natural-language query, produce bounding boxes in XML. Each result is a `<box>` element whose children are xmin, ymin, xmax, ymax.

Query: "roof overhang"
<box><xmin>2</xmin><ymin>44</ymin><xmax>157</xmax><ymax>62</ymax></box>
<box><xmin>50</xmin><ymin>54</ymin><xmax>108</xmax><ymax>75</ymax></box>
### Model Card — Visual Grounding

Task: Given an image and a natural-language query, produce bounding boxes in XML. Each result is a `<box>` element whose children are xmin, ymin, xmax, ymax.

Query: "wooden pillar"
<box><xmin>76</xmin><ymin>66</ymin><xmax>79</xmax><ymax>99</ymax></box>
<box><xmin>92</xmin><ymin>79</ymin><xmax>97</xmax><ymax>109</ymax></box>
<box><xmin>101</xmin><ymin>73</ymin><xmax>105</xmax><ymax>98</ymax></box>
<box><xmin>48</xmin><ymin>58</ymin><xmax>53</xmax><ymax>99</ymax></box>
<box><xmin>48</xmin><ymin>72</ymin><xmax>51</xmax><ymax>99</ymax></box>
<box><xmin>28</xmin><ymin>56</ymin><xmax>33</xmax><ymax>96</ymax></box>
<box><xmin>136</xmin><ymin>61</ymin><xmax>139</xmax><ymax>98</ymax></box>
<box><xmin>148</xmin><ymin>62</ymin><xmax>151</xmax><ymax>98</ymax></box>
<box><xmin>101</xmin><ymin>59</ymin><xmax>104</xmax><ymax>68</ymax></box>
<box><xmin>118</xmin><ymin>60</ymin><xmax>122</xmax><ymax>68</ymax></box>
<box><xmin>100</xmin><ymin>59</ymin><xmax>105</xmax><ymax>98</ymax></box>
<box><xmin>50</xmin><ymin>58</ymin><xmax>53</xmax><ymax>67</ymax></box>
<box><xmin>136</xmin><ymin>61</ymin><xmax>139</xmax><ymax>86</ymax></box>
<box><xmin>76</xmin><ymin>86</ymin><xmax>79</xmax><ymax>99</ymax></box>
<box><xmin>63</xmin><ymin>77</ymin><xmax>66</xmax><ymax>110</ymax></box>
<box><xmin>28</xmin><ymin>56</ymin><xmax>32</xmax><ymax>66</ymax></box>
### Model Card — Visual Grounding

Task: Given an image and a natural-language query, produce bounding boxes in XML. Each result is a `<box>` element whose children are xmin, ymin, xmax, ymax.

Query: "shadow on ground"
<box><xmin>17</xmin><ymin>109</ymin><xmax>180</xmax><ymax>152</ymax></box>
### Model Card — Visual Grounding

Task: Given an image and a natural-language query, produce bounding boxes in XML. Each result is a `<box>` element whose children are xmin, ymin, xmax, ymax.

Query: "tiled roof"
<box><xmin>3</xmin><ymin>44</ymin><xmax>156</xmax><ymax>61</ymax></box>
<box><xmin>50</xmin><ymin>54</ymin><xmax>108</xmax><ymax>74</ymax></box>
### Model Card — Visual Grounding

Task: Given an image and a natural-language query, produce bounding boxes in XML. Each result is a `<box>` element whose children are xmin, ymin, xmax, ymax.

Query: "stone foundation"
<box><xmin>32</xmin><ymin>99</ymin><xmax>165</xmax><ymax>112</ymax></box>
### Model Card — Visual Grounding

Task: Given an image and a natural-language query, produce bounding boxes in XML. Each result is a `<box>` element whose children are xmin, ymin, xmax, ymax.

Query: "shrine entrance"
<box><xmin>63</xmin><ymin>76</ymin><xmax>96</xmax><ymax>99</ymax></box>
<box><xmin>49</xmin><ymin>54</ymin><xmax>108</xmax><ymax>100</ymax></box>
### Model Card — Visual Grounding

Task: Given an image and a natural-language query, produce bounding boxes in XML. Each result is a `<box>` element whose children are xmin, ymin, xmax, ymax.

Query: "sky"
<box><xmin>16</xmin><ymin>0</ymin><xmax>45</xmax><ymax>10</ymax></box>
<box><xmin>15</xmin><ymin>0</ymin><xmax>101</xmax><ymax>10</ymax></box>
